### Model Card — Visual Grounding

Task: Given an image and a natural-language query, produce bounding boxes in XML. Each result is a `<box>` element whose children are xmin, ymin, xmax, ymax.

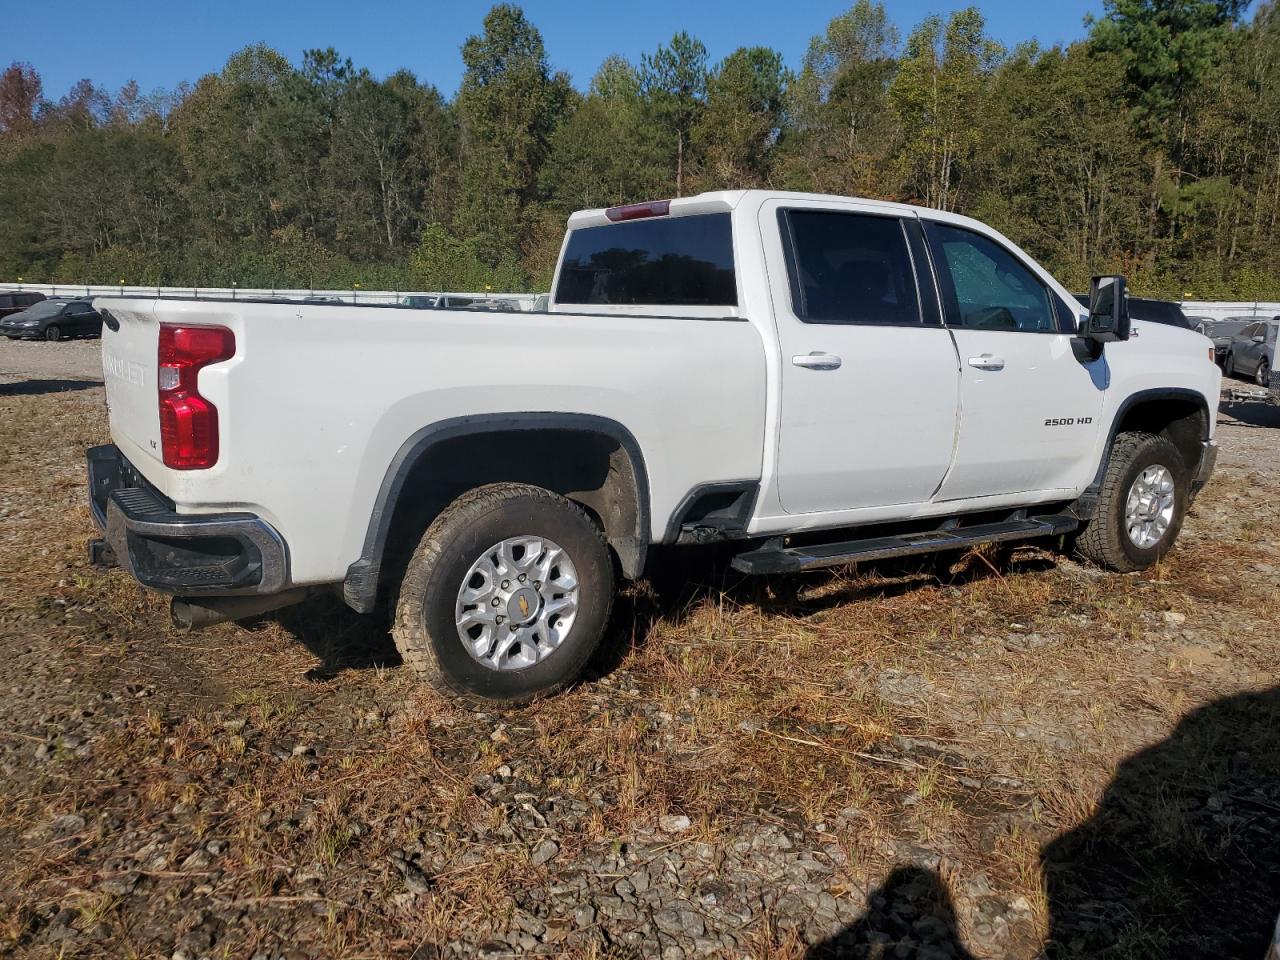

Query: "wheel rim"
<box><xmin>46</xmin><ymin>326</ymin><xmax>59</xmax><ymax>341</ymax></box>
<box><xmin>453</xmin><ymin>535</ymin><xmax>580</xmax><ymax>671</ymax></box>
<box><xmin>1258</xmin><ymin>361</ymin><xmax>1269</xmax><ymax>387</ymax></box>
<box><xmin>1124</xmin><ymin>464</ymin><xmax>1176</xmax><ymax>549</ymax></box>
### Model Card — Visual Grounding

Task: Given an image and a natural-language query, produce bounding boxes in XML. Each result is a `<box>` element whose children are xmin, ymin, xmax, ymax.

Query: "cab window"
<box><xmin>925</xmin><ymin>222</ymin><xmax>1061</xmax><ymax>333</ymax></box>
<box><xmin>778</xmin><ymin>209</ymin><xmax>921</xmax><ymax>325</ymax></box>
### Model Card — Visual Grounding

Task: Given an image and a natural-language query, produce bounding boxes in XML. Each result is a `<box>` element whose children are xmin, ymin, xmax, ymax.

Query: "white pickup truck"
<box><xmin>88</xmin><ymin>190</ymin><xmax>1220</xmax><ymax>702</ymax></box>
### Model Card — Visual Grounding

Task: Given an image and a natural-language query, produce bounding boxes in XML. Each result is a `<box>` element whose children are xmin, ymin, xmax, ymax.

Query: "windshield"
<box><xmin>19</xmin><ymin>300</ymin><xmax>68</xmax><ymax>319</ymax></box>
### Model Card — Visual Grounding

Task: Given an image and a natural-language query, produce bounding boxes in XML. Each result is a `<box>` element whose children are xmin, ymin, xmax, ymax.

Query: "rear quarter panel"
<box><xmin>104</xmin><ymin>300</ymin><xmax>768</xmax><ymax>586</ymax></box>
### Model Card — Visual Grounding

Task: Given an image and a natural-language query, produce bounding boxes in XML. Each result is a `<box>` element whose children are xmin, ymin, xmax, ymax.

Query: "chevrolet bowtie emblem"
<box><xmin>518</xmin><ymin>595</ymin><xmax>530</xmax><ymax>618</ymax></box>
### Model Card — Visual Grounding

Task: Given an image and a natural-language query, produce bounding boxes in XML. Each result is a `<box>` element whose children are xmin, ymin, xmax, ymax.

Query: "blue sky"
<box><xmin>9</xmin><ymin>0</ymin><xmax>1106</xmax><ymax>102</ymax></box>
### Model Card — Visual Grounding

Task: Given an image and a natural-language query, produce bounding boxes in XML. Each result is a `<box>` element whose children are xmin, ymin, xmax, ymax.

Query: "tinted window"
<box><xmin>780</xmin><ymin>210</ymin><xmax>920</xmax><ymax>325</ymax></box>
<box><xmin>20</xmin><ymin>293</ymin><xmax>43</xmax><ymax>305</ymax></box>
<box><xmin>1130</xmin><ymin>298</ymin><xmax>1191</xmax><ymax>329</ymax></box>
<box><xmin>0</xmin><ymin>295</ymin><xmax>12</xmax><ymax>309</ymax></box>
<box><xmin>555</xmin><ymin>213</ymin><xmax>736</xmax><ymax>307</ymax></box>
<box><xmin>927</xmin><ymin>223</ymin><xmax>1058</xmax><ymax>332</ymax></box>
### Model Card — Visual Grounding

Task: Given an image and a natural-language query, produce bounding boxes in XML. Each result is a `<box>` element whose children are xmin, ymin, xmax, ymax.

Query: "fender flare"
<box><xmin>1073</xmin><ymin>387</ymin><xmax>1212</xmax><ymax>518</ymax></box>
<box><xmin>343</xmin><ymin>412</ymin><xmax>651</xmax><ymax>613</ymax></box>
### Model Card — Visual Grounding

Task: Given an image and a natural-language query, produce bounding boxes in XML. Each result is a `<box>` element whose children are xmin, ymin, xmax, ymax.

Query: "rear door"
<box><xmin>924</xmin><ymin>219</ymin><xmax>1105</xmax><ymax>502</ymax></box>
<box><xmin>764</xmin><ymin>200</ymin><xmax>961</xmax><ymax>514</ymax></box>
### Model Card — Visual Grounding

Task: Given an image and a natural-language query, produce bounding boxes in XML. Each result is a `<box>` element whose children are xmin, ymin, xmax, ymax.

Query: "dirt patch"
<box><xmin>1</xmin><ymin>367</ymin><xmax>1278</xmax><ymax>959</ymax></box>
<box><xmin>0</xmin><ymin>336</ymin><xmax>103</xmax><ymax>385</ymax></box>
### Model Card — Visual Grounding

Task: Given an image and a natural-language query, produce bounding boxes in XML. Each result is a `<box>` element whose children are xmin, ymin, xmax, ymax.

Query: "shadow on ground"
<box><xmin>811</xmin><ymin>686</ymin><xmax>1280</xmax><ymax>959</ymax></box>
<box><xmin>1220</xmin><ymin>400</ymin><xmax>1280</xmax><ymax>429</ymax></box>
<box><xmin>0</xmin><ymin>377</ymin><xmax>101</xmax><ymax>396</ymax></box>
<box><xmin>261</xmin><ymin>543</ymin><xmax>1041</xmax><ymax>685</ymax></box>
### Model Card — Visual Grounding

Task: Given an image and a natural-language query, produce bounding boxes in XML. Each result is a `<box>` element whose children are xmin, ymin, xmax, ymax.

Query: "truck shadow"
<box><xmin>807</xmin><ymin>684</ymin><xmax>1280</xmax><ymax>959</ymax></box>
<box><xmin>265</xmin><ymin>544</ymin><xmax>1046</xmax><ymax>683</ymax></box>
<box><xmin>588</xmin><ymin>544</ymin><xmax>1051</xmax><ymax>680</ymax></box>
<box><xmin>0</xmin><ymin>377</ymin><xmax>101</xmax><ymax>397</ymax></box>
<box><xmin>1220</xmin><ymin>400</ymin><xmax>1280</xmax><ymax>429</ymax></box>
<box><xmin>269</xmin><ymin>593</ymin><xmax>402</xmax><ymax>681</ymax></box>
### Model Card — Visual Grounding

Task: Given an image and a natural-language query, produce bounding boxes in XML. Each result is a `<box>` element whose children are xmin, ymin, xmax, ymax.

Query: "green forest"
<box><xmin>1</xmin><ymin>0</ymin><xmax>1277</xmax><ymax>299</ymax></box>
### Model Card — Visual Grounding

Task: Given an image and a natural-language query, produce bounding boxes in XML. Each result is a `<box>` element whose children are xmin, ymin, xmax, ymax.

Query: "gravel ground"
<box><xmin>1</xmin><ymin>337</ymin><xmax>1279</xmax><ymax>959</ymax></box>
<box><xmin>0</xmin><ymin>336</ymin><xmax>102</xmax><ymax>384</ymax></box>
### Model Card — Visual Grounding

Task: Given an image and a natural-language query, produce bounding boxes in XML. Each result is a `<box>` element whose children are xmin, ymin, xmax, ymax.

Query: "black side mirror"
<box><xmin>1079</xmin><ymin>275</ymin><xmax>1131</xmax><ymax>344</ymax></box>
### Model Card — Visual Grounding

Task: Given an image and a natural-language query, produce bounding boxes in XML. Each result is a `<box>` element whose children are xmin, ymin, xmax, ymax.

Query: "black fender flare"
<box><xmin>343</xmin><ymin>413</ymin><xmax>651</xmax><ymax>613</ymax></box>
<box><xmin>1072</xmin><ymin>387</ymin><xmax>1212</xmax><ymax>519</ymax></box>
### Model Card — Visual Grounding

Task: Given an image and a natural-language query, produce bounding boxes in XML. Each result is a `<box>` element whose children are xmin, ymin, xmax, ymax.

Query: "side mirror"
<box><xmin>1079</xmin><ymin>275</ymin><xmax>1131</xmax><ymax>344</ymax></box>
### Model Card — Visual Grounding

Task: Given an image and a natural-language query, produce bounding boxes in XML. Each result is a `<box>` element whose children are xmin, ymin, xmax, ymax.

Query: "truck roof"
<box><xmin>565</xmin><ymin>189</ymin><xmax>987</xmax><ymax>234</ymax></box>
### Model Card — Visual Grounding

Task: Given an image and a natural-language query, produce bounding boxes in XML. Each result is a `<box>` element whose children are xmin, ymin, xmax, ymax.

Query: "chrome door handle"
<box><xmin>792</xmin><ymin>352</ymin><xmax>842</xmax><ymax>371</ymax></box>
<box><xmin>967</xmin><ymin>354</ymin><xmax>1005</xmax><ymax>371</ymax></box>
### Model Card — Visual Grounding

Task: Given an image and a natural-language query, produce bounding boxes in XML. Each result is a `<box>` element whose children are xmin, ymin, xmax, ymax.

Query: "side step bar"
<box><xmin>730</xmin><ymin>516</ymin><xmax>1079</xmax><ymax>575</ymax></box>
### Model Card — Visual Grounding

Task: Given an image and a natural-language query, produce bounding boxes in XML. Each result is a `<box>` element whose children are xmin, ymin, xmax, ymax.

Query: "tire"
<box><xmin>392</xmin><ymin>482</ymin><xmax>614</xmax><ymax>705</ymax></box>
<box><xmin>1224</xmin><ymin>353</ymin><xmax>1235</xmax><ymax>378</ymax></box>
<box><xmin>45</xmin><ymin>325</ymin><xmax>61</xmax><ymax>342</ymax></box>
<box><xmin>1073</xmin><ymin>431</ymin><xmax>1189</xmax><ymax>573</ymax></box>
<box><xmin>1257</xmin><ymin>359</ymin><xmax>1270</xmax><ymax>387</ymax></box>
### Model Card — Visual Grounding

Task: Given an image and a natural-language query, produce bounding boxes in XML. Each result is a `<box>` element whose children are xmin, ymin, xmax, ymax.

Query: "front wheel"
<box><xmin>392</xmin><ymin>483</ymin><xmax>614</xmax><ymax>704</ymax></box>
<box><xmin>1224</xmin><ymin>353</ymin><xmax>1236</xmax><ymax>378</ymax></box>
<box><xmin>45</xmin><ymin>325</ymin><xmax>61</xmax><ymax>342</ymax></box>
<box><xmin>1073</xmin><ymin>431</ymin><xmax>1189</xmax><ymax>572</ymax></box>
<box><xmin>1257</xmin><ymin>359</ymin><xmax>1270</xmax><ymax>388</ymax></box>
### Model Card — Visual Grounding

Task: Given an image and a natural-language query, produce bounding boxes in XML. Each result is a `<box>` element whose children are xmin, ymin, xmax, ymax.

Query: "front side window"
<box><xmin>926</xmin><ymin>222</ymin><xmax>1059</xmax><ymax>333</ymax></box>
<box><xmin>555</xmin><ymin>213</ymin><xmax>736</xmax><ymax>307</ymax></box>
<box><xmin>780</xmin><ymin>210</ymin><xmax>921</xmax><ymax>325</ymax></box>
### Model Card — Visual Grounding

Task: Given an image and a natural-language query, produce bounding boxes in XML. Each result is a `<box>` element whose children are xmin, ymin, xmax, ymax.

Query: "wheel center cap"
<box><xmin>506</xmin><ymin>587</ymin><xmax>541</xmax><ymax>625</ymax></box>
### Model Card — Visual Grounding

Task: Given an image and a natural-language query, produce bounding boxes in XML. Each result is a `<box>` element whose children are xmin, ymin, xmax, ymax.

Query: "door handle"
<box><xmin>967</xmin><ymin>354</ymin><xmax>1005</xmax><ymax>371</ymax></box>
<box><xmin>792</xmin><ymin>352</ymin><xmax>842</xmax><ymax>371</ymax></box>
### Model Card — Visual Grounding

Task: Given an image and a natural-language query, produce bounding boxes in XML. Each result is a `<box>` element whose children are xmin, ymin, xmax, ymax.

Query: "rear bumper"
<box><xmin>86</xmin><ymin>444</ymin><xmax>289</xmax><ymax>595</ymax></box>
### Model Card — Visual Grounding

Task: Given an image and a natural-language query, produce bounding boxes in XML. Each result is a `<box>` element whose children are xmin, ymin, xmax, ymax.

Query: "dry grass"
<box><xmin>2</xmin><ymin>381</ymin><xmax>1279</xmax><ymax>958</ymax></box>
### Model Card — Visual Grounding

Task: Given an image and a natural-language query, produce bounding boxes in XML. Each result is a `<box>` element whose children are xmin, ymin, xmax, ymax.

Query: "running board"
<box><xmin>730</xmin><ymin>516</ymin><xmax>1079</xmax><ymax>575</ymax></box>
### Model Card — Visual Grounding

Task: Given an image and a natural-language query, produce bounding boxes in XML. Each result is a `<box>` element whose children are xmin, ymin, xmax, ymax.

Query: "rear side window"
<box><xmin>555</xmin><ymin>213</ymin><xmax>736</xmax><ymax>307</ymax></box>
<box><xmin>780</xmin><ymin>210</ymin><xmax>921</xmax><ymax>325</ymax></box>
<box><xmin>0</xmin><ymin>295</ymin><xmax>12</xmax><ymax>309</ymax></box>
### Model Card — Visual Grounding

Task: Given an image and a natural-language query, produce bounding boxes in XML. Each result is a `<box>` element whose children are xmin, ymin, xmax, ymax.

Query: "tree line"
<box><xmin>0</xmin><ymin>0</ymin><xmax>1277</xmax><ymax>299</ymax></box>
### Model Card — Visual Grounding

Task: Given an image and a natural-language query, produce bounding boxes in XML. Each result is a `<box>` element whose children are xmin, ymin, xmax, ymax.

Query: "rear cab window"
<box><xmin>777</xmin><ymin>209</ymin><xmax>922</xmax><ymax>326</ymax></box>
<box><xmin>553</xmin><ymin>213</ymin><xmax>736</xmax><ymax>311</ymax></box>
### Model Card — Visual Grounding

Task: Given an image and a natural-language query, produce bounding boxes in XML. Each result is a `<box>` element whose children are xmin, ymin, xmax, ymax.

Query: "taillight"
<box><xmin>158</xmin><ymin>324</ymin><xmax>235</xmax><ymax>469</ymax></box>
<box><xmin>605</xmin><ymin>199</ymin><xmax>671</xmax><ymax>221</ymax></box>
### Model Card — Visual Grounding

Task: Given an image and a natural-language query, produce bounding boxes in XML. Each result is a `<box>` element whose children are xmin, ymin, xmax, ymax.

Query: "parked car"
<box><xmin>399</xmin><ymin>295</ymin><xmax>438</xmax><ymax>309</ymax></box>
<box><xmin>1196</xmin><ymin>318</ymin><xmax>1254</xmax><ymax>363</ymax></box>
<box><xmin>1223</xmin><ymin>318</ymin><xmax>1279</xmax><ymax>386</ymax></box>
<box><xmin>0</xmin><ymin>291</ymin><xmax>46</xmax><ymax>320</ymax></box>
<box><xmin>1073</xmin><ymin>294</ymin><xmax>1194</xmax><ymax>330</ymax></box>
<box><xmin>0</xmin><ymin>297</ymin><xmax>102</xmax><ymax>341</ymax></box>
<box><xmin>88</xmin><ymin>190</ymin><xmax>1220</xmax><ymax>704</ymax></box>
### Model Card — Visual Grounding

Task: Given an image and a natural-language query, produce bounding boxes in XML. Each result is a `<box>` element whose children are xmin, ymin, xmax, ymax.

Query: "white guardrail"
<box><xmin>1182</xmin><ymin>301</ymin><xmax>1280</xmax><ymax>322</ymax></box>
<box><xmin>0</xmin><ymin>281</ymin><xmax>540</xmax><ymax>309</ymax></box>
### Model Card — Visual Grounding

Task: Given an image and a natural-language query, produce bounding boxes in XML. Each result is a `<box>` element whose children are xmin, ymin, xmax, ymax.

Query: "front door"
<box><xmin>765</xmin><ymin>200</ymin><xmax>961</xmax><ymax>514</ymax></box>
<box><xmin>923</xmin><ymin>220</ymin><xmax>1105</xmax><ymax>502</ymax></box>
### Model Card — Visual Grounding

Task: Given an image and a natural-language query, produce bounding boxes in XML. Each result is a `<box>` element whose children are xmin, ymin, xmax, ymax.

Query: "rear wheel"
<box><xmin>45</xmin><ymin>325</ymin><xmax>61</xmax><ymax>342</ymax></box>
<box><xmin>392</xmin><ymin>483</ymin><xmax>613</xmax><ymax>705</ymax></box>
<box><xmin>1074</xmin><ymin>432</ymin><xmax>1188</xmax><ymax>572</ymax></box>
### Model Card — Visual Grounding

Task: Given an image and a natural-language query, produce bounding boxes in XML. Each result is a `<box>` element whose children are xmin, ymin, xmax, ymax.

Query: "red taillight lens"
<box><xmin>158</xmin><ymin>324</ymin><xmax>235</xmax><ymax>469</ymax></box>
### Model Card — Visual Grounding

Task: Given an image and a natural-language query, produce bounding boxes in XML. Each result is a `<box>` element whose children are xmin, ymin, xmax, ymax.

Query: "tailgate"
<box><xmin>98</xmin><ymin>299</ymin><xmax>163</xmax><ymax>470</ymax></box>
